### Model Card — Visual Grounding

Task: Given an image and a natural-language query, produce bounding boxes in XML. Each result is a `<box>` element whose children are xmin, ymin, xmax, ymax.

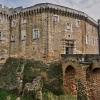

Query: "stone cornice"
<box><xmin>9</xmin><ymin>3</ymin><xmax>98</xmax><ymax>28</ymax></box>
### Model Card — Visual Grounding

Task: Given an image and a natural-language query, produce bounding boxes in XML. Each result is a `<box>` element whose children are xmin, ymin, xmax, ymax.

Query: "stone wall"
<box><xmin>0</xmin><ymin>13</ymin><xmax>10</xmax><ymax>63</ymax></box>
<box><xmin>10</xmin><ymin>12</ymin><xmax>48</xmax><ymax>61</ymax></box>
<box><xmin>0</xmin><ymin>3</ymin><xmax>99</xmax><ymax>63</ymax></box>
<box><xmin>61</xmin><ymin>54</ymin><xmax>100</xmax><ymax>100</ymax></box>
<box><xmin>9</xmin><ymin>8</ymin><xmax>99</xmax><ymax>62</ymax></box>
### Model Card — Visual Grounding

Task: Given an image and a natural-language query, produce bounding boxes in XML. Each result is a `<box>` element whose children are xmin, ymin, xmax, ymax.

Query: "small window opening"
<box><xmin>68</xmin><ymin>35</ymin><xmax>70</xmax><ymax>38</ymax></box>
<box><xmin>23</xmin><ymin>19</ymin><xmax>26</xmax><ymax>24</ymax></box>
<box><xmin>1</xmin><ymin>58</ymin><xmax>5</xmax><ymax>60</ymax></box>
<box><xmin>54</xmin><ymin>16</ymin><xmax>58</xmax><ymax>22</ymax></box>
<box><xmin>33</xmin><ymin>47</ymin><xmax>35</xmax><ymax>51</ymax></box>
<box><xmin>76</xmin><ymin>20</ymin><xmax>79</xmax><ymax>26</ymax></box>
<box><xmin>24</xmin><ymin>36</ymin><xmax>26</xmax><ymax>40</ymax></box>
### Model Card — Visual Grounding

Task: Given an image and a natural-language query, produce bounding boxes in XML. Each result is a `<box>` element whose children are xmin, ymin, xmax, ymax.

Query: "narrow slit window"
<box><xmin>0</xmin><ymin>32</ymin><xmax>1</xmax><ymax>40</ymax></box>
<box><xmin>86</xmin><ymin>35</ymin><xmax>89</xmax><ymax>44</ymax></box>
<box><xmin>92</xmin><ymin>37</ymin><xmax>94</xmax><ymax>45</ymax></box>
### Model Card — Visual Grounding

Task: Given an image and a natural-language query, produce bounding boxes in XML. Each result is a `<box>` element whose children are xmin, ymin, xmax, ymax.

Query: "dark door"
<box><xmin>66</xmin><ymin>44</ymin><xmax>73</xmax><ymax>54</ymax></box>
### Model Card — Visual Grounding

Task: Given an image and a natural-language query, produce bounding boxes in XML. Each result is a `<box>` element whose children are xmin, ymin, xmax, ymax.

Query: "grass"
<box><xmin>0</xmin><ymin>89</ymin><xmax>29</xmax><ymax>100</ymax></box>
<box><xmin>42</xmin><ymin>92</ymin><xmax>77</xmax><ymax>100</ymax></box>
<box><xmin>0</xmin><ymin>89</ymin><xmax>77</xmax><ymax>100</ymax></box>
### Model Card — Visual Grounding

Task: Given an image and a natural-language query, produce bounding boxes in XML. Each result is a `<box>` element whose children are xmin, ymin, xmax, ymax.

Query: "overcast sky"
<box><xmin>0</xmin><ymin>0</ymin><xmax>100</xmax><ymax>21</ymax></box>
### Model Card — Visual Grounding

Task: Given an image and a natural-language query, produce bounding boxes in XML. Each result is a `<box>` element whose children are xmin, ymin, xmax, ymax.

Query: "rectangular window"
<box><xmin>66</xmin><ymin>23</ymin><xmax>71</xmax><ymax>30</ymax></box>
<box><xmin>86</xmin><ymin>35</ymin><xmax>89</xmax><ymax>44</ymax></box>
<box><xmin>24</xmin><ymin>36</ymin><xmax>26</xmax><ymax>40</ymax></box>
<box><xmin>11</xmin><ymin>35</ymin><xmax>15</xmax><ymax>42</ymax></box>
<box><xmin>12</xmin><ymin>21</ymin><xmax>15</xmax><ymax>26</ymax></box>
<box><xmin>54</xmin><ymin>16</ymin><xmax>58</xmax><ymax>22</ymax></box>
<box><xmin>92</xmin><ymin>37</ymin><xmax>94</xmax><ymax>45</ymax></box>
<box><xmin>23</xmin><ymin>19</ymin><xmax>26</xmax><ymax>24</ymax></box>
<box><xmin>33</xmin><ymin>30</ymin><xmax>38</xmax><ymax>39</ymax></box>
<box><xmin>76</xmin><ymin>20</ymin><xmax>79</xmax><ymax>26</ymax></box>
<box><xmin>0</xmin><ymin>32</ymin><xmax>1</xmax><ymax>40</ymax></box>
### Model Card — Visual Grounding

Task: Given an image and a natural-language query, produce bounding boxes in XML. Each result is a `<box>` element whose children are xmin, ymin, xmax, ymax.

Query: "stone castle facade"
<box><xmin>0</xmin><ymin>3</ymin><xmax>100</xmax><ymax>63</ymax></box>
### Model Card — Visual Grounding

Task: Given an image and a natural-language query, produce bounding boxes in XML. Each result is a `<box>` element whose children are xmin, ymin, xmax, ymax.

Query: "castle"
<box><xmin>0</xmin><ymin>3</ymin><xmax>100</xmax><ymax>64</ymax></box>
<box><xmin>0</xmin><ymin>3</ymin><xmax>100</xmax><ymax>99</ymax></box>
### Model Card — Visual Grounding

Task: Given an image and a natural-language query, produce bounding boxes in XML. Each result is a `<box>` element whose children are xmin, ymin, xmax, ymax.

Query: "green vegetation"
<box><xmin>43</xmin><ymin>61</ymin><xmax>65</xmax><ymax>96</ymax></box>
<box><xmin>0</xmin><ymin>89</ymin><xmax>77</xmax><ymax>100</ymax></box>
<box><xmin>23</xmin><ymin>61</ymin><xmax>47</xmax><ymax>86</ymax></box>
<box><xmin>0</xmin><ymin>58</ymin><xmax>77</xmax><ymax>100</ymax></box>
<box><xmin>43</xmin><ymin>92</ymin><xmax>77</xmax><ymax>100</ymax></box>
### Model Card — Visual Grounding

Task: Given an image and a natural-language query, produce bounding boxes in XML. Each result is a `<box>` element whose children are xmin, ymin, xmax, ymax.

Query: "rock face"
<box><xmin>23</xmin><ymin>76</ymin><xmax>44</xmax><ymax>100</ymax></box>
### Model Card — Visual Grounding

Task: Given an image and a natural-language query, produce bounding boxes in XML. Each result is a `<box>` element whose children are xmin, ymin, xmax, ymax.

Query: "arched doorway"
<box><xmin>65</xmin><ymin>65</ymin><xmax>77</xmax><ymax>95</ymax></box>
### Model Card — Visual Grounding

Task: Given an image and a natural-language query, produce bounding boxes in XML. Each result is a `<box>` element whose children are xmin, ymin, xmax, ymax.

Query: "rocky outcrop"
<box><xmin>23</xmin><ymin>76</ymin><xmax>44</xmax><ymax>100</ymax></box>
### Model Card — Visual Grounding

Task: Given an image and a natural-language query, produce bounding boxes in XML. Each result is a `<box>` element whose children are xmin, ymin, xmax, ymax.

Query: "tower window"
<box><xmin>33</xmin><ymin>30</ymin><xmax>39</xmax><ymax>39</ymax></box>
<box><xmin>76</xmin><ymin>20</ymin><xmax>80</xmax><ymax>26</ymax></box>
<box><xmin>23</xmin><ymin>19</ymin><xmax>26</xmax><ymax>24</ymax></box>
<box><xmin>12</xmin><ymin>21</ymin><xmax>16</xmax><ymax>26</ymax></box>
<box><xmin>54</xmin><ymin>16</ymin><xmax>58</xmax><ymax>22</ymax></box>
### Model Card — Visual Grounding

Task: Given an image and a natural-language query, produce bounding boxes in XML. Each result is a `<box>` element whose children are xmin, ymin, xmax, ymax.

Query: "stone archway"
<box><xmin>87</xmin><ymin>68</ymin><xmax>100</xmax><ymax>100</ymax></box>
<box><xmin>64</xmin><ymin>65</ymin><xmax>77</xmax><ymax>95</ymax></box>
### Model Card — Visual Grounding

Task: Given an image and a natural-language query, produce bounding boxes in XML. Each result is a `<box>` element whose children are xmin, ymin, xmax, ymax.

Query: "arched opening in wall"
<box><xmin>87</xmin><ymin>68</ymin><xmax>100</xmax><ymax>100</ymax></box>
<box><xmin>65</xmin><ymin>65</ymin><xmax>77</xmax><ymax>95</ymax></box>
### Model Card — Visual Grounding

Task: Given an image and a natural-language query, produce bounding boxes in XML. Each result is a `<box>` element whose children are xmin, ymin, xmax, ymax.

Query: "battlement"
<box><xmin>0</xmin><ymin>4</ymin><xmax>10</xmax><ymax>15</ymax></box>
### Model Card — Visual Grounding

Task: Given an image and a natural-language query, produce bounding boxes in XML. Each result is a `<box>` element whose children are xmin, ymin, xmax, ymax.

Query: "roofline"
<box><xmin>21</xmin><ymin>3</ymin><xmax>97</xmax><ymax>25</ymax></box>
